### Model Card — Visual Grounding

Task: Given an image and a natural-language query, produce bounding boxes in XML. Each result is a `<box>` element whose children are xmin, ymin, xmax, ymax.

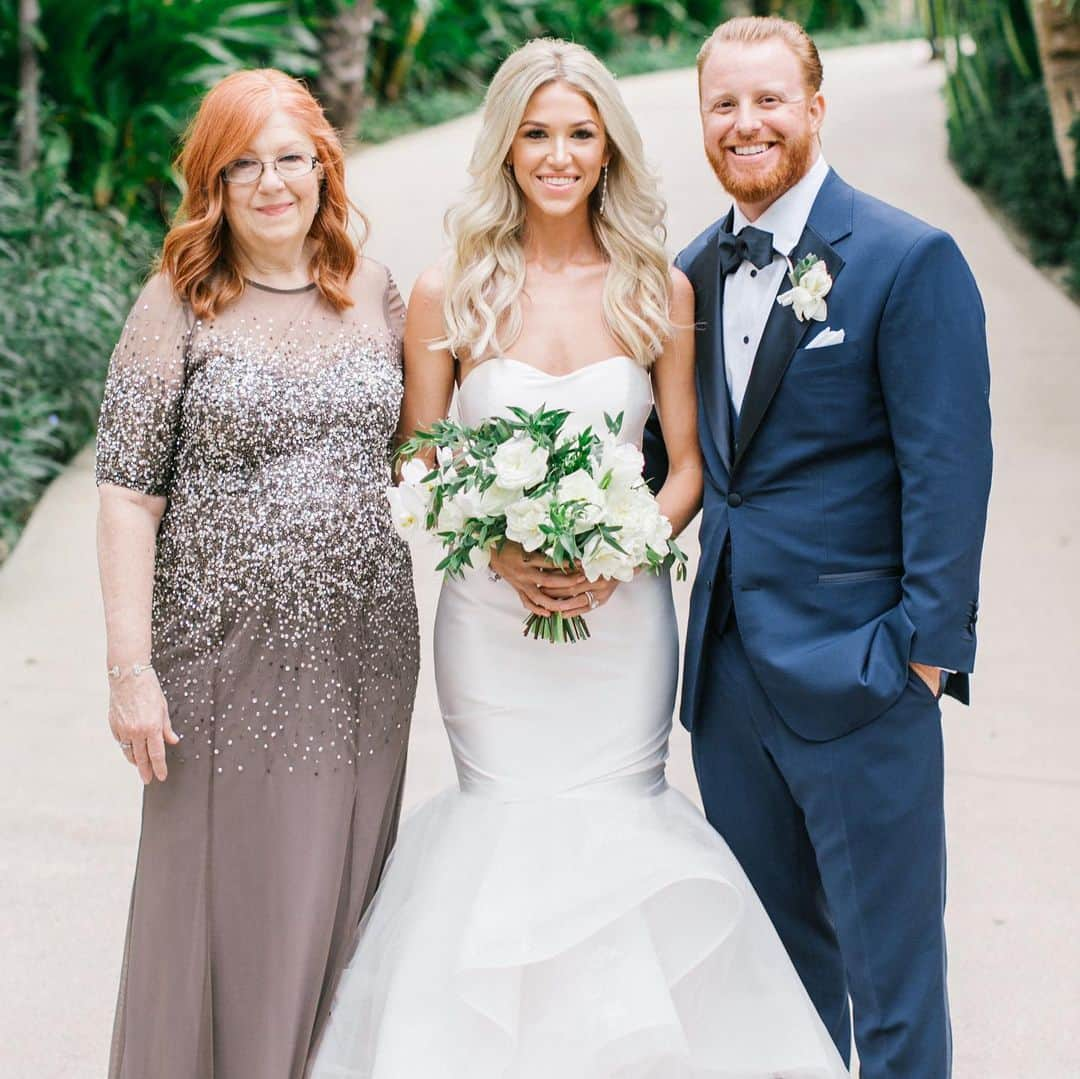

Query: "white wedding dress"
<box><xmin>311</xmin><ymin>356</ymin><xmax>848</xmax><ymax>1078</ymax></box>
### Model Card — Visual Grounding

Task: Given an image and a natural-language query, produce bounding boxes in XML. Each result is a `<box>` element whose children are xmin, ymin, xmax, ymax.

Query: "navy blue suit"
<box><xmin>646</xmin><ymin>169</ymin><xmax>992</xmax><ymax>1076</ymax></box>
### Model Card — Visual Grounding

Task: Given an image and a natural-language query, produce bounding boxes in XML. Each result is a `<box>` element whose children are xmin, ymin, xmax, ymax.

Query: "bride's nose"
<box><xmin>547</xmin><ymin>136</ymin><xmax>572</xmax><ymax>168</ymax></box>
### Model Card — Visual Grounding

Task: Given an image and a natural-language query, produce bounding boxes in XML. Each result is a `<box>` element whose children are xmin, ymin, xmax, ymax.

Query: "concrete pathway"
<box><xmin>2</xmin><ymin>41</ymin><xmax>1077</xmax><ymax>1077</ymax></box>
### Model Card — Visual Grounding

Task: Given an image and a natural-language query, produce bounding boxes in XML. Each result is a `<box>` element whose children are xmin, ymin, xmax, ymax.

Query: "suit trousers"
<box><xmin>693</xmin><ymin>613</ymin><xmax>951</xmax><ymax>1079</ymax></box>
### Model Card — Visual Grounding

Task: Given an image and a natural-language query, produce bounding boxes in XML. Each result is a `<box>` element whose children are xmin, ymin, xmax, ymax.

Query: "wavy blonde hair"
<box><xmin>440</xmin><ymin>39</ymin><xmax>672</xmax><ymax>367</ymax></box>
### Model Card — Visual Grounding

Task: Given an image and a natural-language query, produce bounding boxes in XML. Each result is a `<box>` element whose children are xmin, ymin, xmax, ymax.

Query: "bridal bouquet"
<box><xmin>388</xmin><ymin>405</ymin><xmax>687</xmax><ymax>643</ymax></box>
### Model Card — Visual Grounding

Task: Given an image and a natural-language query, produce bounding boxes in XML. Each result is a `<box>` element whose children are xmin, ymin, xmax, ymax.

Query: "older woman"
<box><xmin>96</xmin><ymin>69</ymin><xmax>418</xmax><ymax>1078</ymax></box>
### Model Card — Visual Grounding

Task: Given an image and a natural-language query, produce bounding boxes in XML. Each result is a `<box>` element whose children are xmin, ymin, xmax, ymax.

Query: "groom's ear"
<box><xmin>808</xmin><ymin>91</ymin><xmax>826</xmax><ymax>137</ymax></box>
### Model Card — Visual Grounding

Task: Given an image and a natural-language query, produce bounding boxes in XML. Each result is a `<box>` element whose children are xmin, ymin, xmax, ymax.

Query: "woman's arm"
<box><xmin>97</xmin><ymin>485</ymin><xmax>178</xmax><ymax>783</ymax></box>
<box><xmin>398</xmin><ymin>264</ymin><xmax>456</xmax><ymax>462</ymax></box>
<box><xmin>650</xmin><ymin>267</ymin><xmax>702</xmax><ymax>537</ymax></box>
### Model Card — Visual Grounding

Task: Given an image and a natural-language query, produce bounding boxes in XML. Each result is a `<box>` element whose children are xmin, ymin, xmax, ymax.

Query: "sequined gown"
<box><xmin>95</xmin><ymin>263</ymin><xmax>419</xmax><ymax>1079</ymax></box>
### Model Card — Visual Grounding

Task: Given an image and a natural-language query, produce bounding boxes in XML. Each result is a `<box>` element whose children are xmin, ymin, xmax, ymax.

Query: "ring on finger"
<box><xmin>585</xmin><ymin>589</ymin><xmax>599</xmax><ymax>611</ymax></box>
<box><xmin>118</xmin><ymin>740</ymin><xmax>134</xmax><ymax>751</ymax></box>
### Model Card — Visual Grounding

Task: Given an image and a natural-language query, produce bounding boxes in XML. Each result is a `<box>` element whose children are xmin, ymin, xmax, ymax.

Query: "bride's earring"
<box><xmin>599</xmin><ymin>163</ymin><xmax>608</xmax><ymax>217</ymax></box>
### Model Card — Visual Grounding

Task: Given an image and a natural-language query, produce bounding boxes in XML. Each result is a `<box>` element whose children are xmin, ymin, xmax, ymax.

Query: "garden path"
<box><xmin>2</xmin><ymin>40</ymin><xmax>1077</xmax><ymax>1077</ymax></box>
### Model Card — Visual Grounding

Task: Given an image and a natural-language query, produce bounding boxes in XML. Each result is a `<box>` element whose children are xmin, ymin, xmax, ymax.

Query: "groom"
<box><xmin>647</xmin><ymin>15</ymin><xmax>992</xmax><ymax>1078</ymax></box>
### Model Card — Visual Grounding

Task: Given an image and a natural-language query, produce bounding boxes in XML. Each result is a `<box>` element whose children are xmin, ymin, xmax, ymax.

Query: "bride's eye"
<box><xmin>523</xmin><ymin>129</ymin><xmax>547</xmax><ymax>140</ymax></box>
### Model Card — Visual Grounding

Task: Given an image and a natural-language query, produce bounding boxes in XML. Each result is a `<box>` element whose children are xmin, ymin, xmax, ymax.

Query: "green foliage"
<box><xmin>929</xmin><ymin>0</ymin><xmax>1080</xmax><ymax>286</ymax></box>
<box><xmin>0</xmin><ymin>166</ymin><xmax>157</xmax><ymax>558</ymax></box>
<box><xmin>0</xmin><ymin>0</ymin><xmax>320</xmax><ymax>223</ymax></box>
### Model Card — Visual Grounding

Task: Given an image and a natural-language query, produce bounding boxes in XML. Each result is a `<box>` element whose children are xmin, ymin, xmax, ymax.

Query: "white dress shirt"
<box><xmin>723</xmin><ymin>154</ymin><xmax>830</xmax><ymax>415</ymax></box>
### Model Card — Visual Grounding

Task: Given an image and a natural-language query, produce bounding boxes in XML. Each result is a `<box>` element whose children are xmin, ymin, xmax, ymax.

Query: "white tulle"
<box><xmin>311</xmin><ymin>358</ymin><xmax>849</xmax><ymax>1078</ymax></box>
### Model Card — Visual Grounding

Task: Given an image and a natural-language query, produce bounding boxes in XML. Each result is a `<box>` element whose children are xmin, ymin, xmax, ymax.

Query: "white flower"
<box><xmin>386</xmin><ymin>483</ymin><xmax>428</xmax><ymax>539</ymax></box>
<box><xmin>466</xmin><ymin>543</ymin><xmax>492</xmax><ymax>571</ymax></box>
<box><xmin>556</xmin><ymin>469</ymin><xmax>605</xmax><ymax>531</ymax></box>
<box><xmin>436</xmin><ymin>445</ymin><xmax>455</xmax><ymax>469</ymax></box>
<box><xmin>478</xmin><ymin>482</ymin><xmax>522</xmax><ymax>516</ymax></box>
<box><xmin>505</xmin><ymin>492</ymin><xmax>553</xmax><ymax>551</ymax></box>
<box><xmin>491</xmin><ymin>436</ymin><xmax>550</xmax><ymax>489</ymax></box>
<box><xmin>644</xmin><ymin>513</ymin><xmax>673</xmax><ymax>555</ymax></box>
<box><xmin>437</xmin><ymin>489</ymin><xmax>483</xmax><ymax>534</ymax></box>
<box><xmin>777</xmin><ymin>255</ymin><xmax>832</xmax><ymax>323</ymax></box>
<box><xmin>399</xmin><ymin>457</ymin><xmax>431</xmax><ymax>488</ymax></box>
<box><xmin>598</xmin><ymin>437</ymin><xmax>645</xmax><ymax>490</ymax></box>
<box><xmin>603</xmin><ymin>483</ymin><xmax>659</xmax><ymax>534</ymax></box>
<box><xmin>581</xmin><ymin>534</ymin><xmax>637</xmax><ymax>583</ymax></box>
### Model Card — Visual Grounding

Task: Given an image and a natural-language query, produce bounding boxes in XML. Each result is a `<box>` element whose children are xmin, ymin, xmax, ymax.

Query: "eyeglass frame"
<box><xmin>220</xmin><ymin>153</ymin><xmax>322</xmax><ymax>186</ymax></box>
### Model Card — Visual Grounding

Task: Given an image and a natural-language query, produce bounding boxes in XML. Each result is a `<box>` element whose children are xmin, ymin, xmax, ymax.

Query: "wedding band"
<box><xmin>586</xmin><ymin>590</ymin><xmax>599</xmax><ymax>611</ymax></box>
<box><xmin>118</xmin><ymin>741</ymin><xmax>133</xmax><ymax>751</ymax></box>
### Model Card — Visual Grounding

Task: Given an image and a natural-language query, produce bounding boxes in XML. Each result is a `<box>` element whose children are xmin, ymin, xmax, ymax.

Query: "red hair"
<box><xmin>698</xmin><ymin>16</ymin><xmax>824</xmax><ymax>95</ymax></box>
<box><xmin>160</xmin><ymin>68</ymin><xmax>365</xmax><ymax>319</ymax></box>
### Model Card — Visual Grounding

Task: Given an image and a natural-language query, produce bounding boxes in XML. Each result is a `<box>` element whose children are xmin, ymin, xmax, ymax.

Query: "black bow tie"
<box><xmin>717</xmin><ymin>225</ymin><xmax>775</xmax><ymax>276</ymax></box>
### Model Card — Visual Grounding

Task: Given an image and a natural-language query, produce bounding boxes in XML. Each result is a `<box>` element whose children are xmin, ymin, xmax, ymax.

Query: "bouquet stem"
<box><xmin>523</xmin><ymin>611</ymin><xmax>591</xmax><ymax>644</ymax></box>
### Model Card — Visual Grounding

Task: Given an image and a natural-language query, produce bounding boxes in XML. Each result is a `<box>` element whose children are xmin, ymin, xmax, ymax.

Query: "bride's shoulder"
<box><xmin>411</xmin><ymin>262</ymin><xmax>447</xmax><ymax>308</ymax></box>
<box><xmin>668</xmin><ymin>265</ymin><xmax>694</xmax><ymax>316</ymax></box>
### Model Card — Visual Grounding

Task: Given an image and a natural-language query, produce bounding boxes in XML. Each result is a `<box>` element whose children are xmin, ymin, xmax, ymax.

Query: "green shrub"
<box><xmin>0</xmin><ymin>167</ymin><xmax>157</xmax><ymax>559</ymax></box>
<box><xmin>934</xmin><ymin>0</ymin><xmax>1080</xmax><ymax>284</ymax></box>
<box><xmin>0</xmin><ymin>0</ymin><xmax>320</xmax><ymax>225</ymax></box>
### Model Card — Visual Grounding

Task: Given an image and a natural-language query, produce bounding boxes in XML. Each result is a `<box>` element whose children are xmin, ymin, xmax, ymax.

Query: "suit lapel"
<box><xmin>733</xmin><ymin>172</ymin><xmax>852</xmax><ymax>469</ymax></box>
<box><xmin>693</xmin><ymin>212</ymin><xmax>734</xmax><ymax>475</ymax></box>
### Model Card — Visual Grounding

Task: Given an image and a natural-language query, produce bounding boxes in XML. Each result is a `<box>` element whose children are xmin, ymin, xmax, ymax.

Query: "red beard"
<box><xmin>706</xmin><ymin>128</ymin><xmax>815</xmax><ymax>208</ymax></box>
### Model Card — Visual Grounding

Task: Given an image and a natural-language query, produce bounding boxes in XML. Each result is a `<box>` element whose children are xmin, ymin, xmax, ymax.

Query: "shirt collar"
<box><xmin>731</xmin><ymin>153</ymin><xmax>830</xmax><ymax>257</ymax></box>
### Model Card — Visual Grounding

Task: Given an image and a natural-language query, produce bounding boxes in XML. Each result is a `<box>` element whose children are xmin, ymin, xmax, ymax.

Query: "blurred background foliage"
<box><xmin>0</xmin><ymin>167</ymin><xmax>155</xmax><ymax>559</ymax></box>
<box><xmin>0</xmin><ymin>0</ymin><xmax>1077</xmax><ymax>558</ymax></box>
<box><xmin>923</xmin><ymin>0</ymin><xmax>1080</xmax><ymax>287</ymax></box>
<box><xmin>1</xmin><ymin>0</ymin><xmax>906</xmax><ymax>228</ymax></box>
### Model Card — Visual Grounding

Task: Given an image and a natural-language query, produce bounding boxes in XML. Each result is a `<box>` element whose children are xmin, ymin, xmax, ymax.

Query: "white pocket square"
<box><xmin>806</xmin><ymin>327</ymin><xmax>846</xmax><ymax>349</ymax></box>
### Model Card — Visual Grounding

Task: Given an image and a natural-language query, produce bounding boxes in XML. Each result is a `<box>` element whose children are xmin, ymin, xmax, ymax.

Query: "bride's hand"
<box><xmin>539</xmin><ymin>571</ymin><xmax>621</xmax><ymax>612</ymax></box>
<box><xmin>490</xmin><ymin>541</ymin><xmax>587</xmax><ymax>614</ymax></box>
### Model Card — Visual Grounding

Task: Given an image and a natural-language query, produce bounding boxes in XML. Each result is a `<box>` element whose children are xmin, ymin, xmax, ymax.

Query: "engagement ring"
<box><xmin>586</xmin><ymin>590</ymin><xmax>599</xmax><ymax>611</ymax></box>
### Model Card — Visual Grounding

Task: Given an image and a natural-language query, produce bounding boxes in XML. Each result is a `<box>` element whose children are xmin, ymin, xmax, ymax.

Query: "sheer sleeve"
<box><xmin>95</xmin><ymin>273</ymin><xmax>193</xmax><ymax>496</ymax></box>
<box><xmin>382</xmin><ymin>266</ymin><xmax>407</xmax><ymax>338</ymax></box>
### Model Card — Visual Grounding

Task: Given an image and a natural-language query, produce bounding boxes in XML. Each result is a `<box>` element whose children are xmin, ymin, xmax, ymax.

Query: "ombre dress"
<box><xmin>95</xmin><ymin>261</ymin><xmax>419</xmax><ymax>1079</ymax></box>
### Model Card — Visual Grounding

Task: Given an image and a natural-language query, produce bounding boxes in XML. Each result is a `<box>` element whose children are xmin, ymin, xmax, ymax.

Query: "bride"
<box><xmin>311</xmin><ymin>39</ymin><xmax>848</xmax><ymax>1078</ymax></box>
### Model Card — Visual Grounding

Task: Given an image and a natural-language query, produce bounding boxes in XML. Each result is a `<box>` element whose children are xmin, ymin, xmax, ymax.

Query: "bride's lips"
<box><xmin>535</xmin><ymin>175</ymin><xmax>581</xmax><ymax>193</ymax></box>
<box><xmin>255</xmin><ymin>202</ymin><xmax>295</xmax><ymax>216</ymax></box>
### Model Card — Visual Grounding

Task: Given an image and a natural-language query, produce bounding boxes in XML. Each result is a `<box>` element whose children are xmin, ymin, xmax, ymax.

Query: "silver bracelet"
<box><xmin>107</xmin><ymin>662</ymin><xmax>155</xmax><ymax>680</ymax></box>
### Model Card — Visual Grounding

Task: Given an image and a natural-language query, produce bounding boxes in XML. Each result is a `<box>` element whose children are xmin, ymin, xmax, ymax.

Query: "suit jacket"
<box><xmin>647</xmin><ymin>168</ymin><xmax>993</xmax><ymax>741</ymax></box>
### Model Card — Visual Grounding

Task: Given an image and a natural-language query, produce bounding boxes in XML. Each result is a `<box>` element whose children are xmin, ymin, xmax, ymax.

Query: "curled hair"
<box><xmin>440</xmin><ymin>39</ymin><xmax>672</xmax><ymax>368</ymax></box>
<box><xmin>697</xmin><ymin>16</ymin><xmax>824</xmax><ymax>94</ymax></box>
<box><xmin>160</xmin><ymin>68</ymin><xmax>365</xmax><ymax>319</ymax></box>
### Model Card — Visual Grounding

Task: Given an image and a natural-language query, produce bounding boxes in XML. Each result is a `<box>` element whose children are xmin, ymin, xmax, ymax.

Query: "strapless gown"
<box><xmin>310</xmin><ymin>357</ymin><xmax>848</xmax><ymax>1078</ymax></box>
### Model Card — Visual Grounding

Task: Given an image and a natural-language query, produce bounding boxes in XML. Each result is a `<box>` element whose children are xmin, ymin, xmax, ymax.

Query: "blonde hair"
<box><xmin>439</xmin><ymin>38</ymin><xmax>671</xmax><ymax>367</ymax></box>
<box><xmin>697</xmin><ymin>16</ymin><xmax>824</xmax><ymax>94</ymax></box>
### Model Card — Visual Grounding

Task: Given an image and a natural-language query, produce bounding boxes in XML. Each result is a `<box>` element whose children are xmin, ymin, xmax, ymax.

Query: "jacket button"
<box><xmin>727</xmin><ymin>492</ymin><xmax>743</xmax><ymax>508</ymax></box>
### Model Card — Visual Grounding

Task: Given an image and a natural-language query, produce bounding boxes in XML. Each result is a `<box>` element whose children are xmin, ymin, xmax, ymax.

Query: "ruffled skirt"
<box><xmin>310</xmin><ymin>783</ymin><xmax>848</xmax><ymax>1078</ymax></box>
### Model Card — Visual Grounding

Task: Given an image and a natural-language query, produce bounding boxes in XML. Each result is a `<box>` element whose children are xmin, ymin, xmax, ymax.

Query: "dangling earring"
<box><xmin>599</xmin><ymin>163</ymin><xmax>608</xmax><ymax>217</ymax></box>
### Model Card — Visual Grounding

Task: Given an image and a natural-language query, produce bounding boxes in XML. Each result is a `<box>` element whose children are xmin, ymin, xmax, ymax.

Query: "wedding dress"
<box><xmin>310</xmin><ymin>356</ymin><xmax>849</xmax><ymax>1078</ymax></box>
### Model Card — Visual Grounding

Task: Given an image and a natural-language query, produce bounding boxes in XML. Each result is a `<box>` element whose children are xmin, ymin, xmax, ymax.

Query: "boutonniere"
<box><xmin>777</xmin><ymin>254</ymin><xmax>832</xmax><ymax>323</ymax></box>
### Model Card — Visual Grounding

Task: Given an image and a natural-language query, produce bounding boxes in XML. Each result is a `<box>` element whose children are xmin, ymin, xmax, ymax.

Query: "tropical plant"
<box><xmin>1030</xmin><ymin>0</ymin><xmax>1080</xmax><ymax>181</ymax></box>
<box><xmin>0</xmin><ymin>165</ymin><xmax>156</xmax><ymax>559</ymax></box>
<box><xmin>925</xmin><ymin>0</ymin><xmax>1080</xmax><ymax>286</ymax></box>
<box><xmin>0</xmin><ymin>0</ymin><xmax>321</xmax><ymax>221</ymax></box>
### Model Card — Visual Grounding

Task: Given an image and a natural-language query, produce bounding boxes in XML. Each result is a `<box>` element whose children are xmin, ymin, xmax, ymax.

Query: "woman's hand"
<box><xmin>536</xmin><ymin>568</ymin><xmax>622</xmax><ymax>613</ymax></box>
<box><xmin>108</xmin><ymin>669</ymin><xmax>180</xmax><ymax>784</ymax></box>
<box><xmin>490</xmin><ymin>541</ymin><xmax>590</xmax><ymax>616</ymax></box>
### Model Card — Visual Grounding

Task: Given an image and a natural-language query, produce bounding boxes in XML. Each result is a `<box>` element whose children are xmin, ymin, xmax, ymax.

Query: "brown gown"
<box><xmin>96</xmin><ymin>260</ymin><xmax>419</xmax><ymax>1079</ymax></box>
